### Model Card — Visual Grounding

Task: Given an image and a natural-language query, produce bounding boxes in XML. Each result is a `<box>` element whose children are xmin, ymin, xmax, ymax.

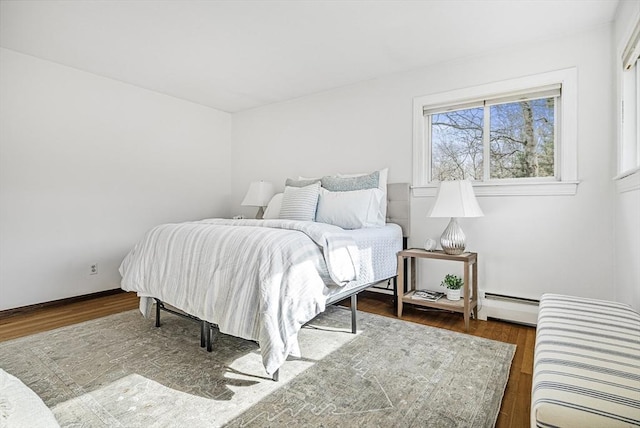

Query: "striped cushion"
<box><xmin>532</xmin><ymin>293</ymin><xmax>640</xmax><ymax>427</ymax></box>
<box><xmin>278</xmin><ymin>182</ymin><xmax>320</xmax><ymax>221</ymax></box>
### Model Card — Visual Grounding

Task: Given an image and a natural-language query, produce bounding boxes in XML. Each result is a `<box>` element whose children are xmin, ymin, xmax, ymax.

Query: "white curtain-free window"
<box><xmin>413</xmin><ymin>68</ymin><xmax>578</xmax><ymax>197</ymax></box>
<box><xmin>424</xmin><ymin>85</ymin><xmax>559</xmax><ymax>183</ymax></box>
<box><xmin>619</xmin><ymin>18</ymin><xmax>640</xmax><ymax>176</ymax></box>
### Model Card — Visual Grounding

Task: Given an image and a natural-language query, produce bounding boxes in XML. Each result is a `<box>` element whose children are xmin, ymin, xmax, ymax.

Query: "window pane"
<box><xmin>489</xmin><ymin>98</ymin><xmax>555</xmax><ymax>179</ymax></box>
<box><xmin>431</xmin><ymin>107</ymin><xmax>483</xmax><ymax>181</ymax></box>
<box><xmin>621</xmin><ymin>61</ymin><xmax>639</xmax><ymax>172</ymax></box>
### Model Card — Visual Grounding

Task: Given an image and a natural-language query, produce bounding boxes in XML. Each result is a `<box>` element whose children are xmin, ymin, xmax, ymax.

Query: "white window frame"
<box><xmin>615</xmin><ymin>13</ymin><xmax>640</xmax><ymax>194</ymax></box>
<box><xmin>413</xmin><ymin>68</ymin><xmax>579</xmax><ymax>197</ymax></box>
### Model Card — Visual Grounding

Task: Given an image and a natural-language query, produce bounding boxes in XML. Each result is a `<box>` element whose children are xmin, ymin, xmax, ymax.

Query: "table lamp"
<box><xmin>428</xmin><ymin>180</ymin><xmax>483</xmax><ymax>255</ymax></box>
<box><xmin>241</xmin><ymin>181</ymin><xmax>275</xmax><ymax>219</ymax></box>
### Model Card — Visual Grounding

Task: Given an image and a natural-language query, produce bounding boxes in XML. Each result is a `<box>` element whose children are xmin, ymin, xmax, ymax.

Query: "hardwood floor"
<box><xmin>0</xmin><ymin>291</ymin><xmax>140</xmax><ymax>341</ymax></box>
<box><xmin>0</xmin><ymin>290</ymin><xmax>534</xmax><ymax>427</ymax></box>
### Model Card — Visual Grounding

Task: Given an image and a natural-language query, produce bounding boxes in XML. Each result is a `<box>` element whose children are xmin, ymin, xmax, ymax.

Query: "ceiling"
<box><xmin>0</xmin><ymin>0</ymin><xmax>619</xmax><ymax>113</ymax></box>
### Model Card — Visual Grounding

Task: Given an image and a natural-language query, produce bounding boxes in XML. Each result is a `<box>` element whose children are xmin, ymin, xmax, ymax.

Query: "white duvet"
<box><xmin>119</xmin><ymin>219</ymin><xmax>360</xmax><ymax>375</ymax></box>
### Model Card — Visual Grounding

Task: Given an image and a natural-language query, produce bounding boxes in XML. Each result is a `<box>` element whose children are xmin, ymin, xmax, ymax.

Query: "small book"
<box><xmin>412</xmin><ymin>290</ymin><xmax>445</xmax><ymax>301</ymax></box>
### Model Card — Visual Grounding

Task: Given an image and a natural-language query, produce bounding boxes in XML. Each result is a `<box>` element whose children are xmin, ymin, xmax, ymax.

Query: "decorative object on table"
<box><xmin>423</xmin><ymin>238</ymin><xmax>437</xmax><ymax>251</ymax></box>
<box><xmin>441</xmin><ymin>273</ymin><xmax>463</xmax><ymax>301</ymax></box>
<box><xmin>241</xmin><ymin>180</ymin><xmax>275</xmax><ymax>219</ymax></box>
<box><xmin>413</xmin><ymin>290</ymin><xmax>445</xmax><ymax>301</ymax></box>
<box><xmin>428</xmin><ymin>180</ymin><xmax>483</xmax><ymax>255</ymax></box>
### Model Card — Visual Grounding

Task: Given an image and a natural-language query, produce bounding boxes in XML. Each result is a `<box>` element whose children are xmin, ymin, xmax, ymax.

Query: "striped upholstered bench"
<box><xmin>532</xmin><ymin>293</ymin><xmax>640</xmax><ymax>427</ymax></box>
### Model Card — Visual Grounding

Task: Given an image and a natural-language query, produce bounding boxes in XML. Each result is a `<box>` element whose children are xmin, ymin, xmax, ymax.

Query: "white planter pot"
<box><xmin>447</xmin><ymin>289</ymin><xmax>461</xmax><ymax>301</ymax></box>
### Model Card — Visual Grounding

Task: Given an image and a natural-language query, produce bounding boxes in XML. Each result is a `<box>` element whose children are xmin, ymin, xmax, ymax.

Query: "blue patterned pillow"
<box><xmin>279</xmin><ymin>182</ymin><xmax>320</xmax><ymax>221</ymax></box>
<box><xmin>321</xmin><ymin>171</ymin><xmax>379</xmax><ymax>192</ymax></box>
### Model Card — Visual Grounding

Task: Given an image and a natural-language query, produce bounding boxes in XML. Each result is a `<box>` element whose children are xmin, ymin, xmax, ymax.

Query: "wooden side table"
<box><xmin>396</xmin><ymin>249</ymin><xmax>478</xmax><ymax>332</ymax></box>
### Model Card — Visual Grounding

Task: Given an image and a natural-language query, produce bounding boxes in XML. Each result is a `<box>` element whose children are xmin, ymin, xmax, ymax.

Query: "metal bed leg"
<box><xmin>153</xmin><ymin>298</ymin><xmax>219</xmax><ymax>353</ymax></box>
<box><xmin>205</xmin><ymin>321</ymin><xmax>213</xmax><ymax>352</ymax></box>
<box><xmin>155</xmin><ymin>299</ymin><xmax>161</xmax><ymax>327</ymax></box>
<box><xmin>350</xmin><ymin>294</ymin><xmax>357</xmax><ymax>334</ymax></box>
<box><xmin>392</xmin><ymin>276</ymin><xmax>398</xmax><ymax>306</ymax></box>
<box><xmin>404</xmin><ymin>256</ymin><xmax>408</xmax><ymax>293</ymax></box>
<box><xmin>200</xmin><ymin>321</ymin><xmax>206</xmax><ymax>348</ymax></box>
<box><xmin>272</xmin><ymin>368</ymin><xmax>279</xmax><ymax>382</ymax></box>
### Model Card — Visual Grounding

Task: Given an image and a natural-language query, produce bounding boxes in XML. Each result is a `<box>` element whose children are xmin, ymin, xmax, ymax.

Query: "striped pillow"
<box><xmin>279</xmin><ymin>182</ymin><xmax>320</xmax><ymax>221</ymax></box>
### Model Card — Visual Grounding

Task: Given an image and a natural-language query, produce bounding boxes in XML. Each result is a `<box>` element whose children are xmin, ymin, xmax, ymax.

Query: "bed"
<box><xmin>119</xmin><ymin>178</ymin><xmax>410</xmax><ymax>380</ymax></box>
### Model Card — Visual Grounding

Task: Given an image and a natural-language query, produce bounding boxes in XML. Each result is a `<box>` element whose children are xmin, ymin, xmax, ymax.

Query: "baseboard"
<box><xmin>477</xmin><ymin>292</ymin><xmax>539</xmax><ymax>326</ymax></box>
<box><xmin>0</xmin><ymin>289</ymin><xmax>126</xmax><ymax>320</ymax></box>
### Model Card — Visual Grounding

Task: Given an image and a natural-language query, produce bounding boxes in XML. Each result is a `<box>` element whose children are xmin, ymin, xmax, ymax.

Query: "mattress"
<box><xmin>325</xmin><ymin>222</ymin><xmax>403</xmax><ymax>301</ymax></box>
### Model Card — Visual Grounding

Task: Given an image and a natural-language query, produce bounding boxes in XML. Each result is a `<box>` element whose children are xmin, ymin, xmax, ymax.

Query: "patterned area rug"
<box><xmin>0</xmin><ymin>305</ymin><xmax>515</xmax><ymax>427</ymax></box>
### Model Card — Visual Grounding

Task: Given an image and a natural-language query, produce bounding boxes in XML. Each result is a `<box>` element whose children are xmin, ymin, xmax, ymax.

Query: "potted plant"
<box><xmin>441</xmin><ymin>274</ymin><xmax>463</xmax><ymax>301</ymax></box>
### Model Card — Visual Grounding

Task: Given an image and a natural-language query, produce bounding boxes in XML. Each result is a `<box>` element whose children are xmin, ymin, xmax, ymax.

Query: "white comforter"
<box><xmin>119</xmin><ymin>219</ymin><xmax>360</xmax><ymax>375</ymax></box>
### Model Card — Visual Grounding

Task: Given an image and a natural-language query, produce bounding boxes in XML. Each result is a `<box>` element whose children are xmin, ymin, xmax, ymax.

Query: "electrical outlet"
<box><xmin>90</xmin><ymin>263</ymin><xmax>98</xmax><ymax>275</ymax></box>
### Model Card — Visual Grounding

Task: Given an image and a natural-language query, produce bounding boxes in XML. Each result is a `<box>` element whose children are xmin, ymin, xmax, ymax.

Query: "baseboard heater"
<box><xmin>480</xmin><ymin>292</ymin><xmax>540</xmax><ymax>326</ymax></box>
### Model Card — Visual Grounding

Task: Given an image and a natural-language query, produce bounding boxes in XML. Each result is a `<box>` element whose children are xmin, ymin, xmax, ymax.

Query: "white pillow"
<box><xmin>263</xmin><ymin>193</ymin><xmax>283</xmax><ymax>219</ymax></box>
<box><xmin>279</xmin><ymin>182</ymin><xmax>320</xmax><ymax>221</ymax></box>
<box><xmin>338</xmin><ymin>168</ymin><xmax>388</xmax><ymax>220</ymax></box>
<box><xmin>316</xmin><ymin>187</ymin><xmax>385</xmax><ymax>229</ymax></box>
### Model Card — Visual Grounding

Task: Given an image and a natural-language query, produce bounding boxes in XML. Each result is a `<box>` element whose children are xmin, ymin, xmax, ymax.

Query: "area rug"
<box><xmin>0</xmin><ymin>306</ymin><xmax>515</xmax><ymax>427</ymax></box>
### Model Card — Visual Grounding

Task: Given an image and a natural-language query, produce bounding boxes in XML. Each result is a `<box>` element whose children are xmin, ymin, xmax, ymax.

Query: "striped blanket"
<box><xmin>532</xmin><ymin>294</ymin><xmax>640</xmax><ymax>427</ymax></box>
<box><xmin>119</xmin><ymin>219</ymin><xmax>360</xmax><ymax>375</ymax></box>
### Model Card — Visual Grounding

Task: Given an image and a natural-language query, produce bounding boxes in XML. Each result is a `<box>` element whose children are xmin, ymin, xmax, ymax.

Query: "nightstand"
<box><xmin>396</xmin><ymin>249</ymin><xmax>478</xmax><ymax>332</ymax></box>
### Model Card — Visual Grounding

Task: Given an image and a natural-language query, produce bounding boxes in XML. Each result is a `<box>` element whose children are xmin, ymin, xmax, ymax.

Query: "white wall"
<box><xmin>3</xmin><ymin>19</ymin><xmax>632</xmax><ymax>314</ymax></box>
<box><xmin>233</xmin><ymin>25</ymin><xmax>618</xmax><ymax>304</ymax></box>
<box><xmin>0</xmin><ymin>48</ymin><xmax>232</xmax><ymax>311</ymax></box>
<box><xmin>613</xmin><ymin>1</ymin><xmax>640</xmax><ymax>311</ymax></box>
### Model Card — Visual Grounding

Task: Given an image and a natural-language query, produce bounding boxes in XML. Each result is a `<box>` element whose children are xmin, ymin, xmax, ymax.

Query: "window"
<box><xmin>413</xmin><ymin>68</ymin><xmax>578</xmax><ymax>196</ymax></box>
<box><xmin>428</xmin><ymin>87</ymin><xmax>558</xmax><ymax>182</ymax></box>
<box><xmin>619</xmin><ymin>17</ymin><xmax>640</xmax><ymax>177</ymax></box>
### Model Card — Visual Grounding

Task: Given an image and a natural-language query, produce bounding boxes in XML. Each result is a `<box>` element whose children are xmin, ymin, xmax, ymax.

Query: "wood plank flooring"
<box><xmin>0</xmin><ymin>290</ymin><xmax>534</xmax><ymax>427</ymax></box>
<box><xmin>0</xmin><ymin>291</ymin><xmax>140</xmax><ymax>341</ymax></box>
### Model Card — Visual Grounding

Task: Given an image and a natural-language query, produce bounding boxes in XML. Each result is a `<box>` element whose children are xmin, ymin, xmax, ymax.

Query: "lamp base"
<box><xmin>440</xmin><ymin>217</ymin><xmax>466</xmax><ymax>255</ymax></box>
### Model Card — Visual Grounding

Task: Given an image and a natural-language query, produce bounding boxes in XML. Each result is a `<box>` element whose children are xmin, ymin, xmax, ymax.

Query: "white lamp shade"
<box><xmin>429</xmin><ymin>180</ymin><xmax>484</xmax><ymax>218</ymax></box>
<box><xmin>241</xmin><ymin>181</ymin><xmax>275</xmax><ymax>207</ymax></box>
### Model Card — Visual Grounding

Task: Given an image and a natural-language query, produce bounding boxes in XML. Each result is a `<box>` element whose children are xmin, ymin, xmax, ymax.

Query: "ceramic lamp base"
<box><xmin>440</xmin><ymin>217</ymin><xmax>466</xmax><ymax>255</ymax></box>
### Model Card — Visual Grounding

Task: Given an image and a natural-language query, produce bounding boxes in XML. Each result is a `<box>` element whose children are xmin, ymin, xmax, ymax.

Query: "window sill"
<box><xmin>614</xmin><ymin>167</ymin><xmax>640</xmax><ymax>193</ymax></box>
<box><xmin>412</xmin><ymin>181</ymin><xmax>580</xmax><ymax>197</ymax></box>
